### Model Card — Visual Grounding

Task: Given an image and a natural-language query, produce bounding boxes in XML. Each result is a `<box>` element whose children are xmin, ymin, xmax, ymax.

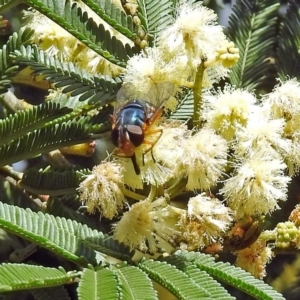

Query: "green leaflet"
<box><xmin>0</xmin><ymin>120</ymin><xmax>91</xmax><ymax>167</ymax></box>
<box><xmin>78</xmin><ymin>268</ymin><xmax>119</xmax><ymax>300</ymax></box>
<box><xmin>114</xmin><ymin>266</ymin><xmax>157</xmax><ymax>300</ymax></box>
<box><xmin>136</xmin><ymin>0</ymin><xmax>174</xmax><ymax>43</ymax></box>
<box><xmin>172</xmin><ymin>251</ymin><xmax>285</xmax><ymax>300</ymax></box>
<box><xmin>0</xmin><ymin>264</ymin><xmax>78</xmax><ymax>292</ymax></box>
<box><xmin>79</xmin><ymin>0</ymin><xmax>136</xmax><ymax>39</ymax></box>
<box><xmin>276</xmin><ymin>1</ymin><xmax>300</xmax><ymax>80</ymax></box>
<box><xmin>138</xmin><ymin>259</ymin><xmax>211</xmax><ymax>300</ymax></box>
<box><xmin>12</xmin><ymin>44</ymin><xmax>122</xmax><ymax>106</ymax></box>
<box><xmin>17</xmin><ymin>0</ymin><xmax>135</xmax><ymax>67</ymax></box>
<box><xmin>227</xmin><ymin>0</ymin><xmax>280</xmax><ymax>92</ymax></box>
<box><xmin>0</xmin><ymin>28</ymin><xmax>33</xmax><ymax>95</ymax></box>
<box><xmin>0</xmin><ymin>102</ymin><xmax>71</xmax><ymax>147</ymax></box>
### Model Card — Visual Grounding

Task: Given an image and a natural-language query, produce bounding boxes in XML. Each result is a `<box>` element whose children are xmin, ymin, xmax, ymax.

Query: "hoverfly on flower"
<box><xmin>110</xmin><ymin>82</ymin><xmax>174</xmax><ymax>174</ymax></box>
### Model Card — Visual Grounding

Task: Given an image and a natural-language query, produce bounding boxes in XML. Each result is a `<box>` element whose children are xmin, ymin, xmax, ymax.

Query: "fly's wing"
<box><xmin>113</xmin><ymin>83</ymin><xmax>137</xmax><ymax>115</ymax></box>
<box><xmin>145</xmin><ymin>82</ymin><xmax>175</xmax><ymax>109</ymax></box>
<box><xmin>113</xmin><ymin>82</ymin><xmax>175</xmax><ymax>115</ymax></box>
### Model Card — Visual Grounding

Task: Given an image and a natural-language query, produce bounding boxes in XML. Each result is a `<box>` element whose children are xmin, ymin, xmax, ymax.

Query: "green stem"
<box><xmin>165</xmin><ymin>178</ymin><xmax>187</xmax><ymax>200</ymax></box>
<box><xmin>192</xmin><ymin>62</ymin><xmax>205</xmax><ymax>128</ymax></box>
<box><xmin>17</xmin><ymin>181</ymin><xmax>77</xmax><ymax>196</ymax></box>
<box><xmin>121</xmin><ymin>187</ymin><xmax>147</xmax><ymax>201</ymax></box>
<box><xmin>148</xmin><ymin>185</ymin><xmax>157</xmax><ymax>202</ymax></box>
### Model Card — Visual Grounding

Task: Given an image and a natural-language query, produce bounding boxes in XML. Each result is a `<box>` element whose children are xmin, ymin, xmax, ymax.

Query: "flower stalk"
<box><xmin>192</xmin><ymin>62</ymin><xmax>205</xmax><ymax>128</ymax></box>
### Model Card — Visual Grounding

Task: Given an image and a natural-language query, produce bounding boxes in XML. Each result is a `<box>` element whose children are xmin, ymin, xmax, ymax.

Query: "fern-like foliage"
<box><xmin>0</xmin><ymin>264</ymin><xmax>78</xmax><ymax>292</ymax></box>
<box><xmin>136</xmin><ymin>0</ymin><xmax>174</xmax><ymax>43</ymax></box>
<box><xmin>19</xmin><ymin>168</ymin><xmax>85</xmax><ymax>195</ymax></box>
<box><xmin>0</xmin><ymin>1</ymin><xmax>292</xmax><ymax>299</ymax></box>
<box><xmin>169</xmin><ymin>251</ymin><xmax>285</xmax><ymax>300</ymax></box>
<box><xmin>227</xmin><ymin>0</ymin><xmax>280</xmax><ymax>92</ymax></box>
<box><xmin>0</xmin><ymin>120</ymin><xmax>91</xmax><ymax>167</ymax></box>
<box><xmin>46</xmin><ymin>195</ymin><xmax>104</xmax><ymax>231</ymax></box>
<box><xmin>0</xmin><ymin>28</ymin><xmax>33</xmax><ymax>95</ymax></box>
<box><xmin>169</xmin><ymin>89</ymin><xmax>194</xmax><ymax>120</ymax></box>
<box><xmin>276</xmin><ymin>0</ymin><xmax>300</xmax><ymax>80</ymax></box>
<box><xmin>0</xmin><ymin>202</ymin><xmax>132</xmax><ymax>266</ymax></box>
<box><xmin>2</xmin><ymin>0</ymin><xmax>136</xmax><ymax>67</ymax></box>
<box><xmin>12</xmin><ymin>45</ymin><xmax>122</xmax><ymax>105</ymax></box>
<box><xmin>0</xmin><ymin>102</ymin><xmax>71</xmax><ymax>147</ymax></box>
<box><xmin>139</xmin><ymin>259</ymin><xmax>212</xmax><ymax>299</ymax></box>
<box><xmin>78</xmin><ymin>268</ymin><xmax>119</xmax><ymax>300</ymax></box>
<box><xmin>80</xmin><ymin>0</ymin><xmax>136</xmax><ymax>39</ymax></box>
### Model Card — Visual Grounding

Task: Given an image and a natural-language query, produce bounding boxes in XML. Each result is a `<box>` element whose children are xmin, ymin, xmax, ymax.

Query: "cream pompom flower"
<box><xmin>158</xmin><ymin>2</ymin><xmax>227</xmax><ymax>67</ymax></box>
<box><xmin>113</xmin><ymin>197</ymin><xmax>176</xmax><ymax>253</ymax></box>
<box><xmin>202</xmin><ymin>85</ymin><xmax>257</xmax><ymax>141</ymax></box>
<box><xmin>181</xmin><ymin>128</ymin><xmax>228</xmax><ymax>191</ymax></box>
<box><xmin>178</xmin><ymin>194</ymin><xmax>232</xmax><ymax>250</ymax></box>
<box><xmin>221</xmin><ymin>149</ymin><xmax>290</xmax><ymax>218</ymax></box>
<box><xmin>79</xmin><ymin>161</ymin><xmax>126</xmax><ymax>219</ymax></box>
<box><xmin>234</xmin><ymin>116</ymin><xmax>291</xmax><ymax>158</ymax></box>
<box><xmin>262</xmin><ymin>78</ymin><xmax>300</xmax><ymax>119</ymax></box>
<box><xmin>122</xmin><ymin>47</ymin><xmax>191</xmax><ymax>97</ymax></box>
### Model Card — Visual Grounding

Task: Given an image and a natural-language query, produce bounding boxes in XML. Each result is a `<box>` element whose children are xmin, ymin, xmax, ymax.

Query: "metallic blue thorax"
<box><xmin>115</xmin><ymin>100</ymin><xmax>146</xmax><ymax>128</ymax></box>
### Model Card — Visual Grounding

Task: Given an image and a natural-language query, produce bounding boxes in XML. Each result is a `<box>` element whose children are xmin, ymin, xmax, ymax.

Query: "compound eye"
<box><xmin>111</xmin><ymin>127</ymin><xmax>119</xmax><ymax>147</ymax></box>
<box><xmin>127</xmin><ymin>125</ymin><xmax>144</xmax><ymax>147</ymax></box>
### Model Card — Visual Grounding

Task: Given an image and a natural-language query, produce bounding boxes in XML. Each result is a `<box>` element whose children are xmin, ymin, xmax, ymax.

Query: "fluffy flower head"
<box><xmin>235</xmin><ymin>117</ymin><xmax>291</xmax><ymax>158</ymax></box>
<box><xmin>221</xmin><ymin>149</ymin><xmax>290</xmax><ymax>218</ymax></box>
<box><xmin>79</xmin><ymin>161</ymin><xmax>126</xmax><ymax>219</ymax></box>
<box><xmin>262</xmin><ymin>78</ymin><xmax>300</xmax><ymax>119</ymax></box>
<box><xmin>113</xmin><ymin>198</ymin><xmax>175</xmax><ymax>253</ymax></box>
<box><xmin>158</xmin><ymin>2</ymin><xmax>227</xmax><ymax>67</ymax></box>
<box><xmin>202</xmin><ymin>85</ymin><xmax>257</xmax><ymax>141</ymax></box>
<box><xmin>181</xmin><ymin>128</ymin><xmax>228</xmax><ymax>190</ymax></box>
<box><xmin>177</xmin><ymin>194</ymin><xmax>232</xmax><ymax>250</ymax></box>
<box><xmin>123</xmin><ymin>47</ymin><xmax>188</xmax><ymax>96</ymax></box>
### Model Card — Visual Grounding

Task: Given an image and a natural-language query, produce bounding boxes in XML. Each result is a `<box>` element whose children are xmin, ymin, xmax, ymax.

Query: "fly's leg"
<box><xmin>141</xmin><ymin>128</ymin><xmax>163</xmax><ymax>165</ymax></box>
<box><xmin>131</xmin><ymin>153</ymin><xmax>141</xmax><ymax>175</ymax></box>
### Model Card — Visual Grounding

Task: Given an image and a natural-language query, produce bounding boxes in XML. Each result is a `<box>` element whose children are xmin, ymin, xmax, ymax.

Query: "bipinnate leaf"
<box><xmin>0</xmin><ymin>264</ymin><xmax>78</xmax><ymax>292</ymax></box>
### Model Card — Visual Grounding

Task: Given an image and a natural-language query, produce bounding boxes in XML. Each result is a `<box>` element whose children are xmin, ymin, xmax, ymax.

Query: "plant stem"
<box><xmin>192</xmin><ymin>62</ymin><xmax>205</xmax><ymax>128</ymax></box>
<box><xmin>121</xmin><ymin>187</ymin><xmax>147</xmax><ymax>201</ymax></box>
<box><xmin>165</xmin><ymin>178</ymin><xmax>188</xmax><ymax>200</ymax></box>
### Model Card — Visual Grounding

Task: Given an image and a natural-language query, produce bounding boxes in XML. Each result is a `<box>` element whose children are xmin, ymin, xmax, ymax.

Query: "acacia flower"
<box><xmin>234</xmin><ymin>116</ymin><xmax>291</xmax><ymax>158</ymax></box>
<box><xmin>221</xmin><ymin>149</ymin><xmax>290</xmax><ymax>218</ymax></box>
<box><xmin>122</xmin><ymin>47</ymin><xmax>189</xmax><ymax>96</ymax></box>
<box><xmin>261</xmin><ymin>78</ymin><xmax>300</xmax><ymax>119</ymax></box>
<box><xmin>181</xmin><ymin>128</ymin><xmax>228</xmax><ymax>191</ymax></box>
<box><xmin>158</xmin><ymin>2</ymin><xmax>227</xmax><ymax>67</ymax></box>
<box><xmin>79</xmin><ymin>161</ymin><xmax>126</xmax><ymax>219</ymax></box>
<box><xmin>113</xmin><ymin>197</ymin><xmax>176</xmax><ymax>253</ymax></box>
<box><xmin>235</xmin><ymin>239</ymin><xmax>273</xmax><ymax>279</ymax></box>
<box><xmin>202</xmin><ymin>85</ymin><xmax>257</xmax><ymax>141</ymax></box>
<box><xmin>178</xmin><ymin>194</ymin><xmax>232</xmax><ymax>250</ymax></box>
